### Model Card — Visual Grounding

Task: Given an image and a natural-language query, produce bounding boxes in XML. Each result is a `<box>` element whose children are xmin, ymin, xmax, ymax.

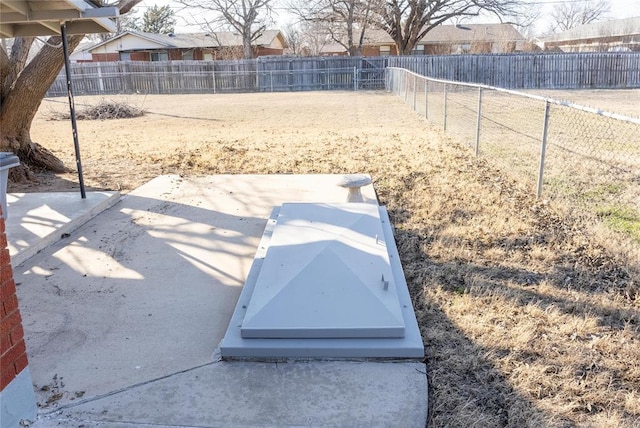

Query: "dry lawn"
<box><xmin>12</xmin><ymin>91</ymin><xmax>640</xmax><ymax>427</ymax></box>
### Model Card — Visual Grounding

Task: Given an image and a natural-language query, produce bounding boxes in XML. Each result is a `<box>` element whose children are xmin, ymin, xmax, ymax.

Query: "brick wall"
<box><xmin>0</xmin><ymin>206</ymin><xmax>29</xmax><ymax>392</ymax></box>
<box><xmin>91</xmin><ymin>52</ymin><xmax>119</xmax><ymax>62</ymax></box>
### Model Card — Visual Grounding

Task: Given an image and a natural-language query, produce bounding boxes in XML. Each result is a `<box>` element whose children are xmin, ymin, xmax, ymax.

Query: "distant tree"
<box><xmin>289</xmin><ymin>0</ymin><xmax>377</xmax><ymax>56</ymax></box>
<box><xmin>0</xmin><ymin>0</ymin><xmax>142</xmax><ymax>179</ymax></box>
<box><xmin>373</xmin><ymin>0</ymin><xmax>528</xmax><ymax>55</ymax></box>
<box><xmin>283</xmin><ymin>23</ymin><xmax>304</xmax><ymax>55</ymax></box>
<box><xmin>176</xmin><ymin>0</ymin><xmax>273</xmax><ymax>59</ymax></box>
<box><xmin>293</xmin><ymin>21</ymin><xmax>331</xmax><ymax>56</ymax></box>
<box><xmin>141</xmin><ymin>4</ymin><xmax>176</xmax><ymax>34</ymax></box>
<box><xmin>549</xmin><ymin>0</ymin><xmax>610</xmax><ymax>32</ymax></box>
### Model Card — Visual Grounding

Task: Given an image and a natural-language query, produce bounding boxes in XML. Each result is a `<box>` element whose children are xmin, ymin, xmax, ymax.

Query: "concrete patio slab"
<box><xmin>5</xmin><ymin>191</ymin><xmax>120</xmax><ymax>268</ymax></box>
<box><xmin>11</xmin><ymin>175</ymin><xmax>427</xmax><ymax>427</ymax></box>
<box><xmin>34</xmin><ymin>361</ymin><xmax>427</xmax><ymax>428</ymax></box>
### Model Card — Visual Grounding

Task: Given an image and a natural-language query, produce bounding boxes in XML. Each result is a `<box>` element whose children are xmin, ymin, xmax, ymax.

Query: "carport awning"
<box><xmin>0</xmin><ymin>0</ymin><xmax>117</xmax><ymax>38</ymax></box>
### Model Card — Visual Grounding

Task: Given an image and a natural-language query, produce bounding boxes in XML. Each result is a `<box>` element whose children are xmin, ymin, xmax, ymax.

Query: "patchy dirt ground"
<box><xmin>11</xmin><ymin>91</ymin><xmax>640</xmax><ymax>427</ymax></box>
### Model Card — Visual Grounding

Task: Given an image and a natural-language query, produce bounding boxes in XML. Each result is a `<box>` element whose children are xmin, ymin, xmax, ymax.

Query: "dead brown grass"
<box><xmin>14</xmin><ymin>92</ymin><xmax>640</xmax><ymax>427</ymax></box>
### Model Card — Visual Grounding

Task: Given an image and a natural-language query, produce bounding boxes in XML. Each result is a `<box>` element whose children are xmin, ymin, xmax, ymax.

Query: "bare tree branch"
<box><xmin>177</xmin><ymin>0</ymin><xmax>273</xmax><ymax>59</ymax></box>
<box><xmin>548</xmin><ymin>0</ymin><xmax>610</xmax><ymax>32</ymax></box>
<box><xmin>289</xmin><ymin>0</ymin><xmax>378</xmax><ymax>56</ymax></box>
<box><xmin>373</xmin><ymin>0</ymin><xmax>529</xmax><ymax>55</ymax></box>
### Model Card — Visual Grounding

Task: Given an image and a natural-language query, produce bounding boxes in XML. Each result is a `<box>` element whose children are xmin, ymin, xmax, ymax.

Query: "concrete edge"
<box><xmin>12</xmin><ymin>192</ymin><xmax>121</xmax><ymax>268</ymax></box>
<box><xmin>0</xmin><ymin>368</ymin><xmax>37</xmax><ymax>428</ymax></box>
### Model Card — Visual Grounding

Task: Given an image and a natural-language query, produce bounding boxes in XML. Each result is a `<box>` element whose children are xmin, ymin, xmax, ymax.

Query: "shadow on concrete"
<box><xmin>15</xmin><ymin>182</ymin><xmax>267</xmax><ymax>409</ymax></box>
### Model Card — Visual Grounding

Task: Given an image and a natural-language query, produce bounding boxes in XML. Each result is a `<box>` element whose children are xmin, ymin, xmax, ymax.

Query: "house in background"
<box><xmin>318</xmin><ymin>30</ymin><xmax>397</xmax><ymax>56</ymax></box>
<box><xmin>70</xmin><ymin>40</ymin><xmax>96</xmax><ymax>62</ymax></box>
<box><xmin>86</xmin><ymin>30</ymin><xmax>287</xmax><ymax>61</ymax></box>
<box><xmin>541</xmin><ymin>17</ymin><xmax>640</xmax><ymax>52</ymax></box>
<box><xmin>319</xmin><ymin>23</ymin><xmax>525</xmax><ymax>56</ymax></box>
<box><xmin>420</xmin><ymin>24</ymin><xmax>526</xmax><ymax>54</ymax></box>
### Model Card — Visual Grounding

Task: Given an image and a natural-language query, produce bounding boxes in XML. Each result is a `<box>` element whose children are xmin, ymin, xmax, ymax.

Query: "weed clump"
<box><xmin>51</xmin><ymin>100</ymin><xmax>144</xmax><ymax>120</ymax></box>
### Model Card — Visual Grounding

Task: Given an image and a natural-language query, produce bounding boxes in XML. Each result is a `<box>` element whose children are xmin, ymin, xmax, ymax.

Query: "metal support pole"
<box><xmin>412</xmin><ymin>74</ymin><xmax>417</xmax><ymax>111</ymax></box>
<box><xmin>474</xmin><ymin>88</ymin><xmax>483</xmax><ymax>156</ymax></box>
<box><xmin>443</xmin><ymin>84</ymin><xmax>448</xmax><ymax>131</ymax></box>
<box><xmin>424</xmin><ymin>79</ymin><xmax>428</xmax><ymax>119</ymax></box>
<box><xmin>404</xmin><ymin>72</ymin><xmax>408</xmax><ymax>102</ymax></box>
<box><xmin>61</xmin><ymin>23</ymin><xmax>86</xmax><ymax>199</ymax></box>
<box><xmin>537</xmin><ymin>101</ymin><xmax>551</xmax><ymax>198</ymax></box>
<box><xmin>353</xmin><ymin>66</ymin><xmax>357</xmax><ymax>91</ymax></box>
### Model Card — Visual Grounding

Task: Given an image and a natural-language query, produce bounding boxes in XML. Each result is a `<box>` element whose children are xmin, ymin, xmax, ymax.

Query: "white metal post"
<box><xmin>474</xmin><ymin>88</ymin><xmax>483</xmax><ymax>156</ymax></box>
<box><xmin>424</xmin><ymin>79</ymin><xmax>428</xmax><ymax>119</ymax></box>
<box><xmin>537</xmin><ymin>101</ymin><xmax>551</xmax><ymax>198</ymax></box>
<box><xmin>412</xmin><ymin>74</ymin><xmax>417</xmax><ymax>111</ymax></box>
<box><xmin>353</xmin><ymin>66</ymin><xmax>357</xmax><ymax>91</ymax></box>
<box><xmin>443</xmin><ymin>84</ymin><xmax>448</xmax><ymax>131</ymax></box>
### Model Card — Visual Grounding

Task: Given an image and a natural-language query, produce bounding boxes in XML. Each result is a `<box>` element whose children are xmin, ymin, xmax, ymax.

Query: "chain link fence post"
<box><xmin>353</xmin><ymin>66</ymin><xmax>357</xmax><ymax>91</ymax></box>
<box><xmin>413</xmin><ymin>74</ymin><xmax>417</xmax><ymax>111</ymax></box>
<box><xmin>475</xmin><ymin>88</ymin><xmax>483</xmax><ymax>156</ymax></box>
<box><xmin>537</xmin><ymin>100</ymin><xmax>551</xmax><ymax>199</ymax></box>
<box><xmin>443</xmin><ymin>83</ymin><xmax>448</xmax><ymax>131</ymax></box>
<box><xmin>424</xmin><ymin>78</ymin><xmax>428</xmax><ymax>119</ymax></box>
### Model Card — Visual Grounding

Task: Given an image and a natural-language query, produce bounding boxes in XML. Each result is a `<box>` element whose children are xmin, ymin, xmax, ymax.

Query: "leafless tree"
<box><xmin>0</xmin><ymin>0</ymin><xmax>141</xmax><ymax>179</ymax></box>
<box><xmin>176</xmin><ymin>0</ymin><xmax>273</xmax><ymax>59</ymax></box>
<box><xmin>283</xmin><ymin>23</ymin><xmax>304</xmax><ymax>55</ymax></box>
<box><xmin>548</xmin><ymin>0</ymin><xmax>610</xmax><ymax>32</ymax></box>
<box><xmin>300</xmin><ymin>21</ymin><xmax>332</xmax><ymax>56</ymax></box>
<box><xmin>372</xmin><ymin>0</ymin><xmax>528</xmax><ymax>55</ymax></box>
<box><xmin>289</xmin><ymin>0</ymin><xmax>378</xmax><ymax>56</ymax></box>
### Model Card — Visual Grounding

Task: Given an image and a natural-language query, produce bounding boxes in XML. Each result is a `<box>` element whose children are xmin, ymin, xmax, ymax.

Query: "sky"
<box><xmin>133</xmin><ymin>0</ymin><xmax>640</xmax><ymax>37</ymax></box>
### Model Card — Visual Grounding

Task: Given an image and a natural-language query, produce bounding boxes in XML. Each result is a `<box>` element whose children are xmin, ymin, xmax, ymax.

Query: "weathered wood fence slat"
<box><xmin>388</xmin><ymin>52</ymin><xmax>640</xmax><ymax>89</ymax></box>
<box><xmin>46</xmin><ymin>53</ymin><xmax>640</xmax><ymax>97</ymax></box>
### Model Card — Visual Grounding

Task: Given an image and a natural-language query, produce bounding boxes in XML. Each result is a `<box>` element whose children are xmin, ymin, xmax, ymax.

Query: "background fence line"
<box><xmin>385</xmin><ymin>66</ymin><xmax>640</xmax><ymax>264</ymax></box>
<box><xmin>389</xmin><ymin>52</ymin><xmax>640</xmax><ymax>89</ymax></box>
<box><xmin>47</xmin><ymin>52</ymin><xmax>640</xmax><ymax>97</ymax></box>
<box><xmin>46</xmin><ymin>57</ymin><xmax>388</xmax><ymax>96</ymax></box>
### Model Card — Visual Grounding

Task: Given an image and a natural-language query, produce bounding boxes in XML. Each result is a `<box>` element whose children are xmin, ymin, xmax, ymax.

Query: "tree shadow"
<box><xmin>388</xmin><ymin>205</ymin><xmax>639</xmax><ymax>427</ymax></box>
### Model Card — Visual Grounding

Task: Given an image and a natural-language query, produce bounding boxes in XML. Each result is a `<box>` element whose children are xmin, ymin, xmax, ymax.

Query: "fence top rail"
<box><xmin>387</xmin><ymin>67</ymin><xmax>640</xmax><ymax>125</ymax></box>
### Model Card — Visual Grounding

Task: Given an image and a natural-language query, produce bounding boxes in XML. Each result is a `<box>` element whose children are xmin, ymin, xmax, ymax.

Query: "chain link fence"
<box><xmin>386</xmin><ymin>67</ymin><xmax>640</xmax><ymax>266</ymax></box>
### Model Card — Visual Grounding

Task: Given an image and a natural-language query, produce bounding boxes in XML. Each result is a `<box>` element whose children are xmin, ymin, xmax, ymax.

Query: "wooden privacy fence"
<box><xmin>47</xmin><ymin>52</ymin><xmax>640</xmax><ymax>96</ymax></box>
<box><xmin>388</xmin><ymin>52</ymin><xmax>640</xmax><ymax>89</ymax></box>
<box><xmin>46</xmin><ymin>57</ymin><xmax>389</xmax><ymax>96</ymax></box>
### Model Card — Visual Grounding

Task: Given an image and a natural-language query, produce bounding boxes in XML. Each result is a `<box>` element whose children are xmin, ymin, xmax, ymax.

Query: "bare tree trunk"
<box><xmin>0</xmin><ymin>35</ymin><xmax>83</xmax><ymax>179</ymax></box>
<box><xmin>243</xmin><ymin>35</ymin><xmax>254</xmax><ymax>59</ymax></box>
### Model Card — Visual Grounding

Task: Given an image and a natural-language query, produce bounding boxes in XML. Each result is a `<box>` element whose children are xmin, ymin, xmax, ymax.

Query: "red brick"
<box><xmin>0</xmin><ymin>278</ymin><xmax>16</xmax><ymax>301</ymax></box>
<box><xmin>0</xmin><ymin>264</ymin><xmax>12</xmax><ymax>285</ymax></box>
<box><xmin>13</xmin><ymin>352</ymin><xmax>28</xmax><ymax>374</ymax></box>
<box><xmin>2</xmin><ymin>293</ymin><xmax>18</xmax><ymax>317</ymax></box>
<box><xmin>0</xmin><ymin>233</ymin><xmax>6</xmax><ymax>251</ymax></box>
<box><xmin>0</xmin><ymin>333</ymin><xmax>10</xmax><ymax>353</ymax></box>
<box><xmin>0</xmin><ymin>310</ymin><xmax>21</xmax><ymax>336</ymax></box>
<box><xmin>0</xmin><ymin>249</ymin><xmax>9</xmax><ymax>268</ymax></box>
<box><xmin>0</xmin><ymin>339</ymin><xmax>25</xmax><ymax>367</ymax></box>
<box><xmin>8</xmin><ymin>324</ymin><xmax>24</xmax><ymax>347</ymax></box>
<box><xmin>0</xmin><ymin>215</ymin><xmax>5</xmax><ymax>234</ymax></box>
<box><xmin>1</xmin><ymin>364</ymin><xmax>15</xmax><ymax>390</ymax></box>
